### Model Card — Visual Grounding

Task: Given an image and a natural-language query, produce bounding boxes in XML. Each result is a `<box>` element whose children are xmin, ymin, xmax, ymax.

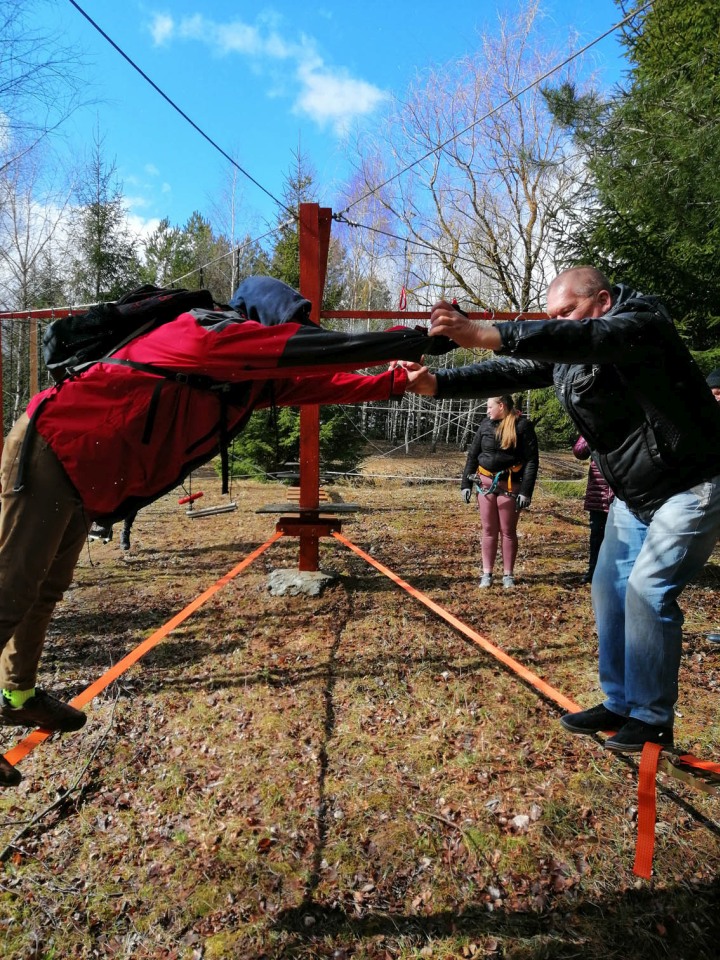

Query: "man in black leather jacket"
<box><xmin>404</xmin><ymin>265</ymin><xmax>720</xmax><ymax>753</ymax></box>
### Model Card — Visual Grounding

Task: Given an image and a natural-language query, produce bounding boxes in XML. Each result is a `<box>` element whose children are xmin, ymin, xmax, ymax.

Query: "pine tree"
<box><xmin>268</xmin><ymin>151</ymin><xmax>316</xmax><ymax>291</ymax></box>
<box><xmin>69</xmin><ymin>130</ymin><xmax>142</xmax><ymax>303</ymax></box>
<box><xmin>547</xmin><ymin>0</ymin><xmax>720</xmax><ymax>347</ymax></box>
<box><xmin>141</xmin><ymin>218</ymin><xmax>189</xmax><ymax>288</ymax></box>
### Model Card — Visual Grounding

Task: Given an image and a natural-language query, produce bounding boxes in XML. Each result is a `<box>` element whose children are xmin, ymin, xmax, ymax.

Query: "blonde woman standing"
<box><xmin>461</xmin><ymin>395</ymin><xmax>539</xmax><ymax>588</ymax></box>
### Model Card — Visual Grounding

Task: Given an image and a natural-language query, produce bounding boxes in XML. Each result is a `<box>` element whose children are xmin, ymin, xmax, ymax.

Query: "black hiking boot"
<box><xmin>603</xmin><ymin>719</ymin><xmax>674</xmax><ymax>753</ymax></box>
<box><xmin>0</xmin><ymin>755</ymin><xmax>22</xmax><ymax>787</ymax></box>
<box><xmin>559</xmin><ymin>703</ymin><xmax>628</xmax><ymax>736</ymax></box>
<box><xmin>0</xmin><ymin>689</ymin><xmax>86</xmax><ymax>732</ymax></box>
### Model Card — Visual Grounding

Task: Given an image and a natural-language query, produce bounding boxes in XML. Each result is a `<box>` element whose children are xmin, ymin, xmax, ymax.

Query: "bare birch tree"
<box><xmin>351</xmin><ymin>0</ymin><xmax>591</xmax><ymax>312</ymax></box>
<box><xmin>0</xmin><ymin>0</ymin><xmax>86</xmax><ymax>178</ymax></box>
<box><xmin>0</xmin><ymin>148</ymin><xmax>74</xmax><ymax>430</ymax></box>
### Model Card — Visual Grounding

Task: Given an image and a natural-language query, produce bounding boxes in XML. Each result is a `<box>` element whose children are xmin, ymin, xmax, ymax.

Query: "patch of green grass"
<box><xmin>538</xmin><ymin>478</ymin><xmax>586</xmax><ymax>497</ymax></box>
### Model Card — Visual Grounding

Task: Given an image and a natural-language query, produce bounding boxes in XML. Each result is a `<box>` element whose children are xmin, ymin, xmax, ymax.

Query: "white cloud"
<box><xmin>145</xmin><ymin>11</ymin><xmax>386</xmax><ymax>135</ymax></box>
<box><xmin>126</xmin><ymin>212</ymin><xmax>161</xmax><ymax>242</ymax></box>
<box><xmin>145</xmin><ymin>163</ymin><xmax>160</xmax><ymax>176</ymax></box>
<box><xmin>149</xmin><ymin>14</ymin><xmax>174</xmax><ymax>46</ymax></box>
<box><xmin>214</xmin><ymin>22</ymin><xmax>266</xmax><ymax>56</ymax></box>
<box><xmin>125</xmin><ymin>193</ymin><xmax>152</xmax><ymax>210</ymax></box>
<box><xmin>294</xmin><ymin>63</ymin><xmax>388</xmax><ymax>134</ymax></box>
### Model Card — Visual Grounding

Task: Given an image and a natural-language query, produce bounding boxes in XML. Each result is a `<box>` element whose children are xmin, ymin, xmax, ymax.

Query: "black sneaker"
<box><xmin>88</xmin><ymin>522</ymin><xmax>113</xmax><ymax>544</ymax></box>
<box><xmin>559</xmin><ymin>703</ymin><xmax>629</xmax><ymax>736</ymax></box>
<box><xmin>0</xmin><ymin>689</ymin><xmax>86</xmax><ymax>732</ymax></box>
<box><xmin>603</xmin><ymin>719</ymin><xmax>674</xmax><ymax>753</ymax></box>
<box><xmin>0</xmin><ymin>756</ymin><xmax>22</xmax><ymax>787</ymax></box>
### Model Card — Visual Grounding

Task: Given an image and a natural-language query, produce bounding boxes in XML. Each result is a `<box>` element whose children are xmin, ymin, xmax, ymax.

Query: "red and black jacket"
<box><xmin>25</xmin><ymin>305</ymin><xmax>449</xmax><ymax>521</ymax></box>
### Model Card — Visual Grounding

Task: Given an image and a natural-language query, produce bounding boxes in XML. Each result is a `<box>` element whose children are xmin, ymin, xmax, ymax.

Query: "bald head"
<box><xmin>546</xmin><ymin>266</ymin><xmax>613</xmax><ymax>320</ymax></box>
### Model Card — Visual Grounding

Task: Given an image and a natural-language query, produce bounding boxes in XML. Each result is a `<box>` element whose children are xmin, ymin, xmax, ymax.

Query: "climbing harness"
<box><xmin>474</xmin><ymin>464</ymin><xmax>522</xmax><ymax>496</ymax></box>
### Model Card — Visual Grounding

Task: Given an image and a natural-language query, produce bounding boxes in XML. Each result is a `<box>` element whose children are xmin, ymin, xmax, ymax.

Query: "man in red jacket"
<box><xmin>0</xmin><ymin>278</ymin><xmax>450</xmax><ymax>787</ymax></box>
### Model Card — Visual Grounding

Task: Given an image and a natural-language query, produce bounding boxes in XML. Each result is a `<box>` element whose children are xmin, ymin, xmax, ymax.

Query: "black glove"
<box><xmin>516</xmin><ymin>494</ymin><xmax>531</xmax><ymax>511</ymax></box>
<box><xmin>461</xmin><ymin>488</ymin><xmax>472</xmax><ymax>504</ymax></box>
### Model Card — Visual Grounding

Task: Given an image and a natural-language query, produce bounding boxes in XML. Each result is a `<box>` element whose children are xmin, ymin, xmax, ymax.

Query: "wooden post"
<box><xmin>29</xmin><ymin>318</ymin><xmax>38</xmax><ymax>397</ymax></box>
<box><xmin>297</xmin><ymin>203</ymin><xmax>332</xmax><ymax>571</ymax></box>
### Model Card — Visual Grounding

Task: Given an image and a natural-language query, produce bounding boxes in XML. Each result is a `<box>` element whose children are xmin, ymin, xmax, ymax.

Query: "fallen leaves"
<box><xmin>0</xmin><ymin>459</ymin><xmax>718</xmax><ymax>958</ymax></box>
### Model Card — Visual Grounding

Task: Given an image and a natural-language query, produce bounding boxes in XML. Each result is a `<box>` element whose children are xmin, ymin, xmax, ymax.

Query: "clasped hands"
<box><xmin>391</xmin><ymin>300</ymin><xmax>501</xmax><ymax>395</ymax></box>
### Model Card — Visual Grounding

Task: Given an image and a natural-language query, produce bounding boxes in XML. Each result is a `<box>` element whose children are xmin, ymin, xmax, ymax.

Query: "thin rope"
<box><xmin>167</xmin><ymin>219</ymin><xmax>294</xmax><ymax>287</ymax></box>
<box><xmin>336</xmin><ymin>0</ymin><xmax>654</xmax><ymax>218</ymax></box>
<box><xmin>66</xmin><ymin>0</ymin><xmax>296</xmax><ymax>220</ymax></box>
<box><xmin>0</xmin><ymin>221</ymin><xmax>295</xmax><ymax>320</ymax></box>
<box><xmin>334</xmin><ymin>213</ymin><xmax>486</xmax><ymax>274</ymax></box>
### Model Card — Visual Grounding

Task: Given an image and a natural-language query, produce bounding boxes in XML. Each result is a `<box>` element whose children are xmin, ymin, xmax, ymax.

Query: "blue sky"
<box><xmin>36</xmin><ymin>0</ymin><xmax>631</xmax><ymax>240</ymax></box>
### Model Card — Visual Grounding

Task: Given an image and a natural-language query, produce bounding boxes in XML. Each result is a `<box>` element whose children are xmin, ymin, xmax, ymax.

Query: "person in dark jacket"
<box><xmin>572</xmin><ymin>435</ymin><xmax>614</xmax><ymax>583</ymax></box>
<box><xmin>0</xmin><ymin>277</ymin><xmax>452</xmax><ymax>788</ymax></box>
<box><xmin>706</xmin><ymin>369</ymin><xmax>720</xmax><ymax>402</ymax></box>
<box><xmin>402</xmin><ymin>265</ymin><xmax>720</xmax><ymax>754</ymax></box>
<box><xmin>704</xmin><ymin>371</ymin><xmax>720</xmax><ymax>644</ymax></box>
<box><xmin>462</xmin><ymin>395</ymin><xmax>538</xmax><ymax>588</ymax></box>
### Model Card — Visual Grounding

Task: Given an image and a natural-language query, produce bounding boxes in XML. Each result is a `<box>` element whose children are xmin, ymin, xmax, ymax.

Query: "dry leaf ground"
<box><xmin>0</xmin><ymin>447</ymin><xmax>718</xmax><ymax>959</ymax></box>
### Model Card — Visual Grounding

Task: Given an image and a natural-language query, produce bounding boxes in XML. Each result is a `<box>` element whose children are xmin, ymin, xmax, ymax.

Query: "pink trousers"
<box><xmin>476</xmin><ymin>475</ymin><xmax>520</xmax><ymax>574</ymax></box>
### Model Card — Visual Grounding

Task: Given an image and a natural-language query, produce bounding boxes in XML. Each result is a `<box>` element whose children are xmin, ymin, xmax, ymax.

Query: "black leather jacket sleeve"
<box><xmin>435</xmin><ymin>285</ymin><xmax>720</xmax><ymax>510</ymax></box>
<box><xmin>436</xmin><ymin>286</ymin><xmax>670</xmax><ymax>398</ymax></box>
<box><xmin>495</xmin><ymin>289</ymin><xmax>671</xmax><ymax>365</ymax></box>
<box><xmin>462</xmin><ymin>428</ymin><xmax>483</xmax><ymax>488</ymax></box>
<box><xmin>437</xmin><ymin>356</ymin><xmax>554</xmax><ymax>399</ymax></box>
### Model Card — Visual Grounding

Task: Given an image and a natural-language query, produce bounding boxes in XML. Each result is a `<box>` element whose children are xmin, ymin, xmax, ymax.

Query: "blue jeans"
<box><xmin>592</xmin><ymin>478</ymin><xmax>720</xmax><ymax>727</ymax></box>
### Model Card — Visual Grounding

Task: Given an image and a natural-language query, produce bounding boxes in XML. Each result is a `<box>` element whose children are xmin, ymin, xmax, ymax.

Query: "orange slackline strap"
<box><xmin>333</xmin><ymin>532</ymin><xmax>715</xmax><ymax>880</ymax></box>
<box><xmin>3</xmin><ymin>531</ymin><xmax>283</xmax><ymax>769</ymax></box>
<box><xmin>677</xmin><ymin>753</ymin><xmax>720</xmax><ymax>775</ymax></box>
<box><xmin>633</xmin><ymin>741</ymin><xmax>663</xmax><ymax>878</ymax></box>
<box><xmin>332</xmin><ymin>531</ymin><xmax>581</xmax><ymax>714</ymax></box>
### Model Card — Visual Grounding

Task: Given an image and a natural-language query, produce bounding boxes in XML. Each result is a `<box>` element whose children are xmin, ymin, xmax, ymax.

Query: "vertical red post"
<box><xmin>297</xmin><ymin>203</ymin><xmax>332</xmax><ymax>571</ymax></box>
<box><xmin>29</xmin><ymin>318</ymin><xmax>38</xmax><ymax>397</ymax></box>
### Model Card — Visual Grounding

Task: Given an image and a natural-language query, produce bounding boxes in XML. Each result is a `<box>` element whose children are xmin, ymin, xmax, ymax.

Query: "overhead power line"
<box><xmin>67</xmin><ymin>0</ymin><xmax>296</xmax><ymax>221</ymax></box>
<box><xmin>168</xmin><ymin>218</ymin><xmax>295</xmax><ymax>287</ymax></box>
<box><xmin>334</xmin><ymin>213</ymin><xmax>491</xmax><ymax>274</ymax></box>
<box><xmin>337</xmin><ymin>0</ymin><xmax>654</xmax><ymax>217</ymax></box>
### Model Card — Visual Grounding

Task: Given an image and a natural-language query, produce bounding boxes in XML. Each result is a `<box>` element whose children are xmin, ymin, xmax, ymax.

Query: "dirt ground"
<box><xmin>0</xmin><ymin>448</ymin><xmax>719</xmax><ymax>959</ymax></box>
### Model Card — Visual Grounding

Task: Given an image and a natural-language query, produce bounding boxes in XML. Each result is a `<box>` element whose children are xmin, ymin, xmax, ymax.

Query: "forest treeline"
<box><xmin>1</xmin><ymin>0</ymin><xmax>719</xmax><ymax>471</ymax></box>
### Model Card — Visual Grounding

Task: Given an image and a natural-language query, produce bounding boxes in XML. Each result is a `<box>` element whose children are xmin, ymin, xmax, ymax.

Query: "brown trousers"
<box><xmin>0</xmin><ymin>414</ymin><xmax>90</xmax><ymax>690</ymax></box>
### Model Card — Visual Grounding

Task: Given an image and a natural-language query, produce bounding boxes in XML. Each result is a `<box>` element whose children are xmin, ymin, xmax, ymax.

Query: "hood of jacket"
<box><xmin>230</xmin><ymin>275</ymin><xmax>316</xmax><ymax>327</ymax></box>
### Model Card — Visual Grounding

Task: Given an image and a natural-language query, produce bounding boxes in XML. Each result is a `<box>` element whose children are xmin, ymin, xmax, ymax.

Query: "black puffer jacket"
<box><xmin>436</xmin><ymin>285</ymin><xmax>720</xmax><ymax>512</ymax></box>
<box><xmin>462</xmin><ymin>415</ymin><xmax>539</xmax><ymax>500</ymax></box>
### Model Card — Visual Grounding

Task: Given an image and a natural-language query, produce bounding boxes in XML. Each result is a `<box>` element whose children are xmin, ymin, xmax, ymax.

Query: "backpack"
<box><xmin>42</xmin><ymin>284</ymin><xmax>216</xmax><ymax>383</ymax></box>
<box><xmin>20</xmin><ymin>284</ymin><xmax>242</xmax><ymax>502</ymax></box>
